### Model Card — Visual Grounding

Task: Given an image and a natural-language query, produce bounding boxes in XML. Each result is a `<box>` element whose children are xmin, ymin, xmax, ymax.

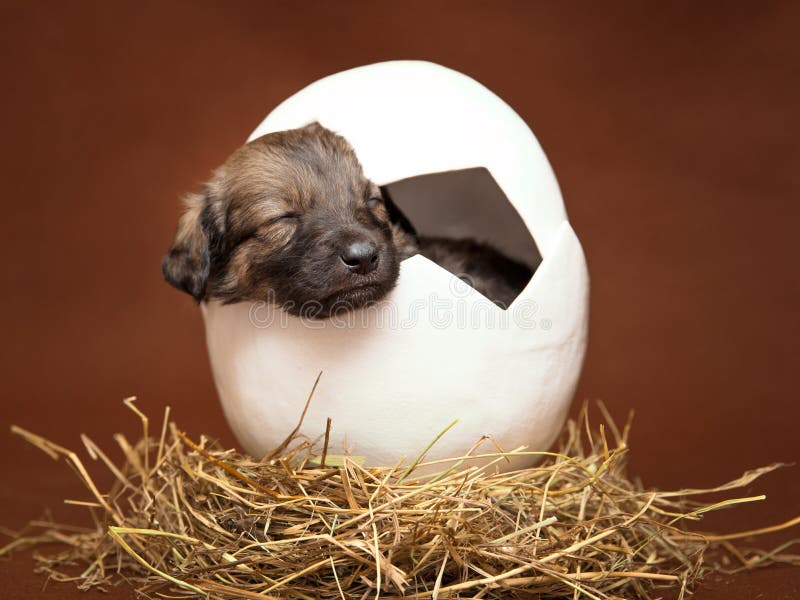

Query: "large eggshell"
<box><xmin>202</xmin><ymin>61</ymin><xmax>589</xmax><ymax>471</ymax></box>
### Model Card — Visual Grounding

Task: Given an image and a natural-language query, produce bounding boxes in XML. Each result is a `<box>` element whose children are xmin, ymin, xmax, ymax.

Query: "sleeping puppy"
<box><xmin>162</xmin><ymin>122</ymin><xmax>532</xmax><ymax>317</ymax></box>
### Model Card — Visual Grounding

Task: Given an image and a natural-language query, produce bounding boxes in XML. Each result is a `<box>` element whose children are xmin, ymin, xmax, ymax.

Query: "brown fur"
<box><xmin>163</xmin><ymin>123</ymin><xmax>531</xmax><ymax>315</ymax></box>
<box><xmin>163</xmin><ymin>123</ymin><xmax>414</xmax><ymax>317</ymax></box>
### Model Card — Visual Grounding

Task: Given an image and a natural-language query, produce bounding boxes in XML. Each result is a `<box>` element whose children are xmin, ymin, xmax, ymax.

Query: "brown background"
<box><xmin>1</xmin><ymin>1</ymin><xmax>798</xmax><ymax>598</ymax></box>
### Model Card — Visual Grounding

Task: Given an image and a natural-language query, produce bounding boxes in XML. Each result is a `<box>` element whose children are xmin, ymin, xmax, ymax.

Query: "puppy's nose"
<box><xmin>340</xmin><ymin>240</ymin><xmax>379</xmax><ymax>275</ymax></box>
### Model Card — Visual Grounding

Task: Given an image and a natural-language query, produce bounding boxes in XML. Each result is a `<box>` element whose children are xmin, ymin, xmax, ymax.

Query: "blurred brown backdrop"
<box><xmin>1</xmin><ymin>2</ymin><xmax>798</xmax><ymax>598</ymax></box>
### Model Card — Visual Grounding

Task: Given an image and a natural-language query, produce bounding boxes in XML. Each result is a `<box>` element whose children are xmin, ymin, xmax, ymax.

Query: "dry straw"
<box><xmin>3</xmin><ymin>390</ymin><xmax>799</xmax><ymax>599</ymax></box>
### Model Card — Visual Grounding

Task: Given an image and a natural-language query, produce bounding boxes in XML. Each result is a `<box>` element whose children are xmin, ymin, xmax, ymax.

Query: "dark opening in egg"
<box><xmin>381</xmin><ymin>167</ymin><xmax>542</xmax><ymax>305</ymax></box>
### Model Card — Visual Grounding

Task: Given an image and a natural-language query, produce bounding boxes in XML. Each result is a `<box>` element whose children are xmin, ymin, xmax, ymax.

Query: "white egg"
<box><xmin>202</xmin><ymin>61</ymin><xmax>589</xmax><ymax>472</ymax></box>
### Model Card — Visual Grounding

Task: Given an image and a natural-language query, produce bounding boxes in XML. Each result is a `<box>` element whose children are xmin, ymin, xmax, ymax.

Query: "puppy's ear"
<box><xmin>162</xmin><ymin>192</ymin><xmax>217</xmax><ymax>301</ymax></box>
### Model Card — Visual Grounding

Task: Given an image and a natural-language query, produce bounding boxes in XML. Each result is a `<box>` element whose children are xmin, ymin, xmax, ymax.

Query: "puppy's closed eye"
<box><xmin>268</xmin><ymin>212</ymin><xmax>301</xmax><ymax>225</ymax></box>
<box><xmin>235</xmin><ymin>215</ymin><xmax>298</xmax><ymax>248</ymax></box>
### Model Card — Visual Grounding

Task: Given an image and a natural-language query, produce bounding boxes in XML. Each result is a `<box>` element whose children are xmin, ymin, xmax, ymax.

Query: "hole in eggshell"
<box><xmin>380</xmin><ymin>167</ymin><xmax>542</xmax><ymax>305</ymax></box>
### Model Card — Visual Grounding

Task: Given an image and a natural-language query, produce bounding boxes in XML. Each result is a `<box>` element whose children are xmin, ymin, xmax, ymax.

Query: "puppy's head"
<box><xmin>162</xmin><ymin>122</ymin><xmax>416</xmax><ymax>317</ymax></box>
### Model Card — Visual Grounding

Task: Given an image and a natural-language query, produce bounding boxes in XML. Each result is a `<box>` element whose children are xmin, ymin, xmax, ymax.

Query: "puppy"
<box><xmin>163</xmin><ymin>123</ymin><xmax>532</xmax><ymax>316</ymax></box>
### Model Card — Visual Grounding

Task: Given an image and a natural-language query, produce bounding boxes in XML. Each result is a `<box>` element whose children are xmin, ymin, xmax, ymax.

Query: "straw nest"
<box><xmin>3</xmin><ymin>393</ymin><xmax>799</xmax><ymax>600</ymax></box>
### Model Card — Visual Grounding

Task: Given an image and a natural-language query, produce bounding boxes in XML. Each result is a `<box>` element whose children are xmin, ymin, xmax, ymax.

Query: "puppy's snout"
<box><xmin>340</xmin><ymin>240</ymin><xmax>379</xmax><ymax>275</ymax></box>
